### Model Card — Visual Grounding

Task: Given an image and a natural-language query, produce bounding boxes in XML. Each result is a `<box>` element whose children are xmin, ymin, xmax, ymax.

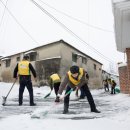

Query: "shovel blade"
<box><xmin>44</xmin><ymin>93</ymin><xmax>51</xmax><ymax>99</ymax></box>
<box><xmin>2</xmin><ymin>96</ymin><xmax>6</xmax><ymax>106</ymax></box>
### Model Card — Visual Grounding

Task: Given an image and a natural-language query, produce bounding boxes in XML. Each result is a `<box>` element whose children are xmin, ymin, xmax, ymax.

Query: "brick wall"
<box><xmin>126</xmin><ymin>48</ymin><xmax>130</xmax><ymax>94</ymax></box>
<box><xmin>118</xmin><ymin>66</ymin><xmax>128</xmax><ymax>93</ymax></box>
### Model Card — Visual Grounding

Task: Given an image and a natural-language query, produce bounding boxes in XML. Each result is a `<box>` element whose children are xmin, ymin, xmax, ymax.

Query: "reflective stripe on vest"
<box><xmin>68</xmin><ymin>68</ymin><xmax>84</xmax><ymax>85</ymax></box>
<box><xmin>50</xmin><ymin>74</ymin><xmax>60</xmax><ymax>81</ymax></box>
<box><xmin>18</xmin><ymin>61</ymin><xmax>30</xmax><ymax>75</ymax></box>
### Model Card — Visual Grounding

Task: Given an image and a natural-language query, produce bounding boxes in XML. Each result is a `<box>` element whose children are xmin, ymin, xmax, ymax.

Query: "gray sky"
<box><xmin>0</xmin><ymin>0</ymin><xmax>125</xmax><ymax>72</ymax></box>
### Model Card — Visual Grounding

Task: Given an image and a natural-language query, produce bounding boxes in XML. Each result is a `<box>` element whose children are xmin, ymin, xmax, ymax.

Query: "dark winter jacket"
<box><xmin>58</xmin><ymin>69</ymin><xmax>89</xmax><ymax>95</ymax></box>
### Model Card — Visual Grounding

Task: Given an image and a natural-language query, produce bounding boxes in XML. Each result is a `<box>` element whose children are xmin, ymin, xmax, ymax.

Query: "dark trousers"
<box><xmin>104</xmin><ymin>84</ymin><xmax>109</xmax><ymax>92</ymax></box>
<box><xmin>111</xmin><ymin>87</ymin><xmax>115</xmax><ymax>94</ymax></box>
<box><xmin>19</xmin><ymin>77</ymin><xmax>34</xmax><ymax>105</ymax></box>
<box><xmin>53</xmin><ymin>82</ymin><xmax>60</xmax><ymax>96</ymax></box>
<box><xmin>80</xmin><ymin>87</ymin><xmax>86</xmax><ymax>98</ymax></box>
<box><xmin>64</xmin><ymin>84</ymin><xmax>97</xmax><ymax>111</ymax></box>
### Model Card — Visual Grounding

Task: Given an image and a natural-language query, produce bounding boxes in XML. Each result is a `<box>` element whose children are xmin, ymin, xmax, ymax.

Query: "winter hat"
<box><xmin>70</xmin><ymin>65</ymin><xmax>79</xmax><ymax>74</ymax></box>
<box><xmin>23</xmin><ymin>55</ymin><xmax>29</xmax><ymax>60</ymax></box>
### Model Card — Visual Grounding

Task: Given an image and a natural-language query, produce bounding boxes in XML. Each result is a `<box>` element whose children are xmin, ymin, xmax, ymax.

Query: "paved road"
<box><xmin>1</xmin><ymin>89</ymin><xmax>129</xmax><ymax>120</ymax></box>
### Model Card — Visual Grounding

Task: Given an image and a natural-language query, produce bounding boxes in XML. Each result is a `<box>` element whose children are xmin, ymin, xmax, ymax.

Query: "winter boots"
<box><xmin>30</xmin><ymin>103</ymin><xmax>36</xmax><ymax>106</ymax></box>
<box><xmin>91</xmin><ymin>108</ymin><xmax>100</xmax><ymax>113</ymax></box>
<box><xmin>63</xmin><ymin>103</ymin><xmax>69</xmax><ymax>114</ymax></box>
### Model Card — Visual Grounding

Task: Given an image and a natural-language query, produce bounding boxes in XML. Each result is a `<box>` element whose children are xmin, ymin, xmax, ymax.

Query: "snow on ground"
<box><xmin>0</xmin><ymin>82</ymin><xmax>130</xmax><ymax>130</ymax></box>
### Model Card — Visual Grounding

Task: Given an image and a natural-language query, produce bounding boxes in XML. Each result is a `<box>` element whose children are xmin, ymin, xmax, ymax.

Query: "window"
<box><xmin>6</xmin><ymin>59</ymin><xmax>11</xmax><ymax>67</ymax></box>
<box><xmin>82</xmin><ymin>57</ymin><xmax>87</xmax><ymax>64</ymax></box>
<box><xmin>24</xmin><ymin>50</ymin><xmax>37</xmax><ymax>61</ymax></box>
<box><xmin>16</xmin><ymin>56</ymin><xmax>20</xmax><ymax>62</ymax></box>
<box><xmin>30</xmin><ymin>54</ymin><xmax>36</xmax><ymax>61</ymax></box>
<box><xmin>0</xmin><ymin>64</ymin><xmax>1</xmax><ymax>67</ymax></box>
<box><xmin>72</xmin><ymin>53</ymin><xmax>77</xmax><ymax>62</ymax></box>
<box><xmin>94</xmin><ymin>64</ymin><xmax>96</xmax><ymax>70</ymax></box>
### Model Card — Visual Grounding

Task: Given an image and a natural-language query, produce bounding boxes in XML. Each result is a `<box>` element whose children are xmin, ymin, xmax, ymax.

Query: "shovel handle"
<box><xmin>5</xmin><ymin>79</ymin><xmax>17</xmax><ymax>98</ymax></box>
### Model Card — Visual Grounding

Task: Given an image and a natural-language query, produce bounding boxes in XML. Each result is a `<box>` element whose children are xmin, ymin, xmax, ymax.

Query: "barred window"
<box><xmin>16</xmin><ymin>56</ymin><xmax>20</xmax><ymax>61</ymax></box>
<box><xmin>30</xmin><ymin>54</ymin><xmax>36</xmax><ymax>61</ymax></box>
<box><xmin>6</xmin><ymin>59</ymin><xmax>11</xmax><ymax>67</ymax></box>
<box><xmin>94</xmin><ymin>64</ymin><xmax>96</xmax><ymax>70</ymax></box>
<box><xmin>72</xmin><ymin>53</ymin><xmax>77</xmax><ymax>62</ymax></box>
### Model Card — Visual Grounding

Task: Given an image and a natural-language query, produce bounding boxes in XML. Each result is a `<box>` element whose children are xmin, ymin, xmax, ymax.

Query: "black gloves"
<box><xmin>55</xmin><ymin>96</ymin><xmax>60</xmax><ymax>102</ymax></box>
<box><xmin>73</xmin><ymin>87</ymin><xmax>76</xmax><ymax>91</ymax></box>
<box><xmin>73</xmin><ymin>87</ymin><xmax>79</xmax><ymax>91</ymax></box>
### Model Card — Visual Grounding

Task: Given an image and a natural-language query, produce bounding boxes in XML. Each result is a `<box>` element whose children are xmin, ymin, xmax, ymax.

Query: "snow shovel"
<box><xmin>2</xmin><ymin>79</ymin><xmax>17</xmax><ymax>106</ymax></box>
<box><xmin>43</xmin><ymin>88</ymin><xmax>74</xmax><ymax>116</ymax></box>
<box><xmin>31</xmin><ymin>88</ymin><xmax>74</xmax><ymax>118</ymax></box>
<box><xmin>44</xmin><ymin>90</ymin><xmax>52</xmax><ymax>99</ymax></box>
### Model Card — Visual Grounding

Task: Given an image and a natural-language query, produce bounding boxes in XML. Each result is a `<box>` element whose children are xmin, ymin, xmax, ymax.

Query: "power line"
<box><xmin>0</xmin><ymin>0</ymin><xmax>39</xmax><ymax>45</ymax></box>
<box><xmin>30</xmin><ymin>0</ymin><xmax>115</xmax><ymax>64</ymax></box>
<box><xmin>38</xmin><ymin>0</ymin><xmax>114</xmax><ymax>33</ymax></box>
<box><xmin>0</xmin><ymin>0</ymin><xmax>8</xmax><ymax>31</ymax></box>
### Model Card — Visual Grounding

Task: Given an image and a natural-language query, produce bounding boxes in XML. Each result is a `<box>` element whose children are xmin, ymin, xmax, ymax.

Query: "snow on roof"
<box><xmin>1</xmin><ymin>57</ymin><xmax>11</xmax><ymax>61</ymax></box>
<box><xmin>112</xmin><ymin>0</ymin><xmax>127</xmax><ymax>3</ymax></box>
<box><xmin>24</xmin><ymin>50</ymin><xmax>36</xmax><ymax>55</ymax></box>
<box><xmin>36</xmin><ymin>56</ymin><xmax>61</xmax><ymax>62</ymax></box>
<box><xmin>118</xmin><ymin>62</ymin><xmax>127</xmax><ymax>67</ymax></box>
<box><xmin>73</xmin><ymin>52</ymin><xmax>86</xmax><ymax>58</ymax></box>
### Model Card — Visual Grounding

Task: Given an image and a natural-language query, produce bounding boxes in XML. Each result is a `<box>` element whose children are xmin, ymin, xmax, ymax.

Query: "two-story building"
<box><xmin>0</xmin><ymin>40</ymin><xmax>103</xmax><ymax>88</ymax></box>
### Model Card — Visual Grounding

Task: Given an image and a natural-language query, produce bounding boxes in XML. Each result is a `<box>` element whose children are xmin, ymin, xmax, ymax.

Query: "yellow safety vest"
<box><xmin>68</xmin><ymin>68</ymin><xmax>84</xmax><ymax>85</ymax></box>
<box><xmin>18</xmin><ymin>61</ymin><xmax>30</xmax><ymax>75</ymax></box>
<box><xmin>50</xmin><ymin>74</ymin><xmax>60</xmax><ymax>82</ymax></box>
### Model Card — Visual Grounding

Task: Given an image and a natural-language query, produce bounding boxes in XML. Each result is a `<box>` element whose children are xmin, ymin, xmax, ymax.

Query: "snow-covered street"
<box><xmin>0</xmin><ymin>82</ymin><xmax>130</xmax><ymax>130</ymax></box>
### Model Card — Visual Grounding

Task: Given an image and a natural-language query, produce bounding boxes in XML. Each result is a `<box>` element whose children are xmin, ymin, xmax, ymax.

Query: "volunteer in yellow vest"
<box><xmin>49</xmin><ymin>73</ymin><xmax>61</xmax><ymax>97</ymax></box>
<box><xmin>55</xmin><ymin>65</ymin><xmax>100</xmax><ymax>114</ymax></box>
<box><xmin>13</xmin><ymin>55</ymin><xmax>37</xmax><ymax>106</ymax></box>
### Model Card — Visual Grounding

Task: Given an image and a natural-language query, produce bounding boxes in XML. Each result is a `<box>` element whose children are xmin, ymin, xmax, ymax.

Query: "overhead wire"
<box><xmin>38</xmin><ymin>0</ymin><xmax>114</xmax><ymax>33</ymax></box>
<box><xmin>30</xmin><ymin>0</ymin><xmax>115</xmax><ymax>64</ymax></box>
<box><xmin>0</xmin><ymin>0</ymin><xmax>39</xmax><ymax>45</ymax></box>
<box><xmin>0</xmin><ymin>0</ymin><xmax>8</xmax><ymax>30</ymax></box>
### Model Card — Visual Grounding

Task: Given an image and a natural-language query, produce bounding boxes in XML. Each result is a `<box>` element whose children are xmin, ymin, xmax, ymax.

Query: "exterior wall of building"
<box><xmin>86</xmin><ymin>59</ymin><xmax>102</xmax><ymax>88</ymax></box>
<box><xmin>0</xmin><ymin>60</ymin><xmax>12</xmax><ymax>82</ymax></box>
<box><xmin>0</xmin><ymin>54</ymin><xmax>22</xmax><ymax>82</ymax></box>
<box><xmin>118</xmin><ymin>66</ymin><xmax>128</xmax><ymax>94</ymax></box>
<box><xmin>36</xmin><ymin>43</ymin><xmax>61</xmax><ymax>60</ymax></box>
<box><xmin>35</xmin><ymin>58</ymin><xmax>61</xmax><ymax>86</ymax></box>
<box><xmin>60</xmin><ymin>43</ymin><xmax>76</xmax><ymax>76</ymax></box>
